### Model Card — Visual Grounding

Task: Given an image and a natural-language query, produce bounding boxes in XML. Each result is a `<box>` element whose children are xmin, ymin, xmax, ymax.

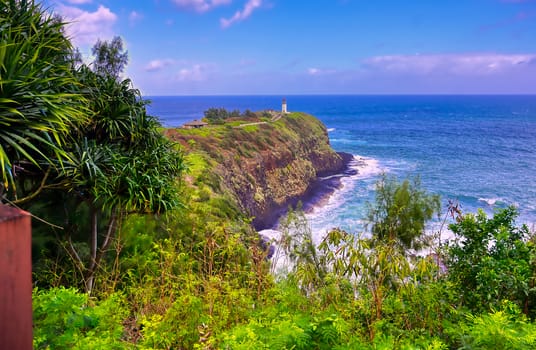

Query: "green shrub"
<box><xmin>453</xmin><ymin>307</ymin><xmax>536</xmax><ymax>349</ymax></box>
<box><xmin>140</xmin><ymin>293</ymin><xmax>205</xmax><ymax>349</ymax></box>
<box><xmin>33</xmin><ymin>287</ymin><xmax>129</xmax><ymax>349</ymax></box>
<box><xmin>446</xmin><ymin>207</ymin><xmax>535</xmax><ymax>315</ymax></box>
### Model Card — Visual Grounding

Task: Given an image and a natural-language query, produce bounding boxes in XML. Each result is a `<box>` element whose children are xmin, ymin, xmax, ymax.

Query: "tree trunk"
<box><xmin>85</xmin><ymin>207</ymin><xmax>119</xmax><ymax>294</ymax></box>
<box><xmin>85</xmin><ymin>205</ymin><xmax>98</xmax><ymax>293</ymax></box>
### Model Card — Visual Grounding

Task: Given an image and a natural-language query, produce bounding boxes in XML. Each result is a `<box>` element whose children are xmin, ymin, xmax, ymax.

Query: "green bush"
<box><xmin>446</xmin><ymin>207</ymin><xmax>536</xmax><ymax>315</ymax></box>
<box><xmin>453</xmin><ymin>306</ymin><xmax>536</xmax><ymax>349</ymax></box>
<box><xmin>33</xmin><ymin>287</ymin><xmax>129</xmax><ymax>349</ymax></box>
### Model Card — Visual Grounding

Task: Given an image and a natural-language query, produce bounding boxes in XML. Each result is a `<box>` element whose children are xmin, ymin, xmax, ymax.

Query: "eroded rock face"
<box><xmin>165</xmin><ymin>112</ymin><xmax>345</xmax><ymax>229</ymax></box>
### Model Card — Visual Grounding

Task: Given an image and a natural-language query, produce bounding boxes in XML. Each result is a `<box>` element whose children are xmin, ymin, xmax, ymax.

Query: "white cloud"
<box><xmin>145</xmin><ymin>59</ymin><xmax>176</xmax><ymax>72</ymax></box>
<box><xmin>307</xmin><ymin>67</ymin><xmax>337</xmax><ymax>75</ymax></box>
<box><xmin>363</xmin><ymin>53</ymin><xmax>536</xmax><ymax>75</ymax></box>
<box><xmin>172</xmin><ymin>0</ymin><xmax>231</xmax><ymax>13</ymax></box>
<box><xmin>129</xmin><ymin>11</ymin><xmax>143</xmax><ymax>26</ymax></box>
<box><xmin>221</xmin><ymin>0</ymin><xmax>262</xmax><ymax>28</ymax></box>
<box><xmin>176</xmin><ymin>63</ymin><xmax>214</xmax><ymax>81</ymax></box>
<box><xmin>56</xmin><ymin>4</ymin><xmax>117</xmax><ymax>46</ymax></box>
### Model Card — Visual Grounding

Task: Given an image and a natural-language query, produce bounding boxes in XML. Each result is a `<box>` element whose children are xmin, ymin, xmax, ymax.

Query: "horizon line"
<box><xmin>143</xmin><ymin>93</ymin><xmax>536</xmax><ymax>97</ymax></box>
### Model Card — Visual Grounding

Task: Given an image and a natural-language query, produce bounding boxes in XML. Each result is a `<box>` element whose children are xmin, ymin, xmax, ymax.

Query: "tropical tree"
<box><xmin>91</xmin><ymin>36</ymin><xmax>128</xmax><ymax>79</ymax></box>
<box><xmin>54</xmin><ymin>63</ymin><xmax>185</xmax><ymax>292</ymax></box>
<box><xmin>366</xmin><ymin>174</ymin><xmax>440</xmax><ymax>251</ymax></box>
<box><xmin>0</xmin><ymin>0</ymin><xmax>87</xmax><ymax>197</ymax></box>
<box><xmin>17</xmin><ymin>33</ymin><xmax>187</xmax><ymax>293</ymax></box>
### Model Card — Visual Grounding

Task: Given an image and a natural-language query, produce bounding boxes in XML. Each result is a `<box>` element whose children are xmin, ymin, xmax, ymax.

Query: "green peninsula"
<box><xmin>165</xmin><ymin>111</ymin><xmax>346</xmax><ymax>229</ymax></box>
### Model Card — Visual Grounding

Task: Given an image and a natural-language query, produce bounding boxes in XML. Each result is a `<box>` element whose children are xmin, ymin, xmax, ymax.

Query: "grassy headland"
<box><xmin>165</xmin><ymin>111</ymin><xmax>346</xmax><ymax>229</ymax></box>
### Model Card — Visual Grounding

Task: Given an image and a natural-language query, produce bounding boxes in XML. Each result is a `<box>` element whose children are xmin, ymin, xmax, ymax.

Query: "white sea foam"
<box><xmin>259</xmin><ymin>228</ymin><xmax>293</xmax><ymax>276</ymax></box>
<box><xmin>478</xmin><ymin>197</ymin><xmax>505</xmax><ymax>206</ymax></box>
<box><xmin>306</xmin><ymin>155</ymin><xmax>384</xmax><ymax>243</ymax></box>
<box><xmin>261</xmin><ymin>155</ymin><xmax>385</xmax><ymax>260</ymax></box>
<box><xmin>352</xmin><ymin>155</ymin><xmax>382</xmax><ymax>178</ymax></box>
<box><xmin>327</xmin><ymin>127</ymin><xmax>336</xmax><ymax>132</ymax></box>
<box><xmin>308</xmin><ymin>156</ymin><xmax>381</xmax><ymax>215</ymax></box>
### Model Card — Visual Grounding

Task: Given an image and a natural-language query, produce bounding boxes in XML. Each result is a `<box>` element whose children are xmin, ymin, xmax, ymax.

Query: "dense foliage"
<box><xmin>446</xmin><ymin>207</ymin><xmax>536</xmax><ymax>316</ymax></box>
<box><xmin>3</xmin><ymin>2</ymin><xmax>536</xmax><ymax>349</ymax></box>
<box><xmin>0</xmin><ymin>0</ymin><xmax>87</xmax><ymax>194</ymax></box>
<box><xmin>203</xmin><ymin>107</ymin><xmax>258</xmax><ymax>124</ymax></box>
<box><xmin>1</xmin><ymin>0</ymin><xmax>185</xmax><ymax>294</ymax></box>
<box><xmin>367</xmin><ymin>174</ymin><xmax>441</xmax><ymax>250</ymax></box>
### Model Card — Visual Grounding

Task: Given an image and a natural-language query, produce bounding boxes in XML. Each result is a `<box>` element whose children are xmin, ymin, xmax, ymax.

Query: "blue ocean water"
<box><xmin>147</xmin><ymin>95</ymin><xmax>536</xmax><ymax>237</ymax></box>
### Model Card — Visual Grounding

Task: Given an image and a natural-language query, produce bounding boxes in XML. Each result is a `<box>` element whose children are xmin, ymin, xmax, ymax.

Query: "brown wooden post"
<box><xmin>0</xmin><ymin>204</ymin><xmax>32</xmax><ymax>350</ymax></box>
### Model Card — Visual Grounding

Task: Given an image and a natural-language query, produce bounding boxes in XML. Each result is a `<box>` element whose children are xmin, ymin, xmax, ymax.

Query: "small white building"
<box><xmin>282</xmin><ymin>98</ymin><xmax>288</xmax><ymax>114</ymax></box>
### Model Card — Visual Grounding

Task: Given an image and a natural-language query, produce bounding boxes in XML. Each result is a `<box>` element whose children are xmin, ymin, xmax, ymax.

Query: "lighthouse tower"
<box><xmin>282</xmin><ymin>98</ymin><xmax>288</xmax><ymax>114</ymax></box>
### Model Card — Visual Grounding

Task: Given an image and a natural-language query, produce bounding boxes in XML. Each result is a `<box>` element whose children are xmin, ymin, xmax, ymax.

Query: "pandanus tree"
<box><xmin>0</xmin><ymin>0</ymin><xmax>185</xmax><ymax>293</ymax></box>
<box><xmin>0</xmin><ymin>0</ymin><xmax>87</xmax><ymax>199</ymax></box>
<box><xmin>60</xmin><ymin>63</ymin><xmax>185</xmax><ymax>292</ymax></box>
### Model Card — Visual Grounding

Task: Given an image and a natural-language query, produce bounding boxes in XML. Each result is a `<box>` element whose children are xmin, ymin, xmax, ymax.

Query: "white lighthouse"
<box><xmin>282</xmin><ymin>98</ymin><xmax>288</xmax><ymax>114</ymax></box>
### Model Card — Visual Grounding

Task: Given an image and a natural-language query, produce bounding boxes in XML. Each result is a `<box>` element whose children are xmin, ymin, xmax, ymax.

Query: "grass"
<box><xmin>241</xmin><ymin>124</ymin><xmax>260</xmax><ymax>133</ymax></box>
<box><xmin>184</xmin><ymin>153</ymin><xmax>209</xmax><ymax>179</ymax></box>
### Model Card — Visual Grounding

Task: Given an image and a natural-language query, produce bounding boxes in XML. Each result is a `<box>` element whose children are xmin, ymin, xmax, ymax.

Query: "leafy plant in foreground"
<box><xmin>33</xmin><ymin>287</ymin><xmax>128</xmax><ymax>349</ymax></box>
<box><xmin>0</xmin><ymin>0</ymin><xmax>87</xmax><ymax>196</ymax></box>
<box><xmin>446</xmin><ymin>207</ymin><xmax>536</xmax><ymax>315</ymax></box>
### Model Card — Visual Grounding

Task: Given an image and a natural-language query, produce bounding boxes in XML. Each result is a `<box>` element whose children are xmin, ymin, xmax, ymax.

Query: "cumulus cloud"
<box><xmin>221</xmin><ymin>0</ymin><xmax>262</xmax><ymax>28</ymax></box>
<box><xmin>363</xmin><ymin>53</ymin><xmax>536</xmax><ymax>75</ymax></box>
<box><xmin>145</xmin><ymin>59</ymin><xmax>176</xmax><ymax>72</ymax></box>
<box><xmin>177</xmin><ymin>64</ymin><xmax>206</xmax><ymax>81</ymax></box>
<box><xmin>56</xmin><ymin>4</ymin><xmax>117</xmax><ymax>46</ymax></box>
<box><xmin>172</xmin><ymin>0</ymin><xmax>231</xmax><ymax>13</ymax></box>
<box><xmin>171</xmin><ymin>63</ymin><xmax>216</xmax><ymax>81</ymax></box>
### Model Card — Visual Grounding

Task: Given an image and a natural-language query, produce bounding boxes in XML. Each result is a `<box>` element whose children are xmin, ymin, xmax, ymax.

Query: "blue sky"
<box><xmin>44</xmin><ymin>0</ymin><xmax>536</xmax><ymax>95</ymax></box>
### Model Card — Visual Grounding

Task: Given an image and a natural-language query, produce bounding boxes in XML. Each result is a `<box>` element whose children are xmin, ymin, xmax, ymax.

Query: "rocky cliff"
<box><xmin>164</xmin><ymin>112</ymin><xmax>346</xmax><ymax>229</ymax></box>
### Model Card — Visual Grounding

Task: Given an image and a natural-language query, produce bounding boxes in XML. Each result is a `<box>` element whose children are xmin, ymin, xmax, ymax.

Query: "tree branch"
<box><xmin>96</xmin><ymin>208</ymin><xmax>120</xmax><ymax>265</ymax></box>
<box><xmin>66</xmin><ymin>235</ymin><xmax>85</xmax><ymax>270</ymax></box>
<box><xmin>86</xmin><ymin>207</ymin><xmax>121</xmax><ymax>292</ymax></box>
<box><xmin>11</xmin><ymin>167</ymin><xmax>51</xmax><ymax>205</ymax></box>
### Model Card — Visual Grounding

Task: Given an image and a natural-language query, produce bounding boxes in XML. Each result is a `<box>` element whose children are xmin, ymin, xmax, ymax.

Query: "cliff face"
<box><xmin>164</xmin><ymin>112</ymin><xmax>344</xmax><ymax>229</ymax></box>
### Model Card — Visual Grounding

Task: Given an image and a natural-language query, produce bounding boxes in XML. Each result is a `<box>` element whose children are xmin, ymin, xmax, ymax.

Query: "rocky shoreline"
<box><xmin>254</xmin><ymin>151</ymin><xmax>356</xmax><ymax>231</ymax></box>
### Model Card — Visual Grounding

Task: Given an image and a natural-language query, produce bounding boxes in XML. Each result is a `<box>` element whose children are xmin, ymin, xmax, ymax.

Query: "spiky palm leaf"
<box><xmin>0</xmin><ymin>0</ymin><xmax>87</xmax><ymax>192</ymax></box>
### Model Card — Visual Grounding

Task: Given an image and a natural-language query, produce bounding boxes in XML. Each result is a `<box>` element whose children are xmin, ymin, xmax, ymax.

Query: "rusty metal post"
<box><xmin>0</xmin><ymin>204</ymin><xmax>32</xmax><ymax>350</ymax></box>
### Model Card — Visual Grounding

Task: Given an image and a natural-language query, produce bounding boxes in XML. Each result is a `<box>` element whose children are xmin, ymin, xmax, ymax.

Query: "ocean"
<box><xmin>147</xmin><ymin>95</ymin><xmax>536</xmax><ymax>240</ymax></box>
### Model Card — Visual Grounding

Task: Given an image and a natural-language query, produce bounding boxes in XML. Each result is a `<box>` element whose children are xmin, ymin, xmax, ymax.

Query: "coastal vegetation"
<box><xmin>165</xmin><ymin>109</ymin><xmax>343</xmax><ymax>229</ymax></box>
<box><xmin>2</xmin><ymin>1</ymin><xmax>536</xmax><ymax>349</ymax></box>
<box><xmin>203</xmin><ymin>107</ymin><xmax>258</xmax><ymax>124</ymax></box>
